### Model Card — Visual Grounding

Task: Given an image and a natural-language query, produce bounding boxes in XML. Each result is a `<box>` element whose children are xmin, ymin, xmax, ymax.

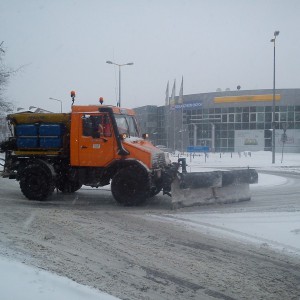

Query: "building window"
<box><xmin>257</xmin><ymin>113</ymin><xmax>264</xmax><ymax>122</ymax></box>
<box><xmin>264</xmin><ymin>122</ymin><xmax>272</xmax><ymax>130</ymax></box>
<box><xmin>235</xmin><ymin>114</ymin><xmax>241</xmax><ymax>122</ymax></box>
<box><xmin>221</xmin><ymin>139</ymin><xmax>227</xmax><ymax>147</ymax></box>
<box><xmin>288</xmin><ymin>112</ymin><xmax>294</xmax><ymax>122</ymax></box>
<box><xmin>242</xmin><ymin>113</ymin><xmax>249</xmax><ymax>122</ymax></box>
<box><xmin>250</xmin><ymin>113</ymin><xmax>256</xmax><ymax>122</ymax></box>
<box><xmin>242</xmin><ymin>123</ymin><xmax>249</xmax><ymax>130</ymax></box>
<box><xmin>265</xmin><ymin>106</ymin><xmax>272</xmax><ymax>112</ymax></box>
<box><xmin>280</xmin><ymin>106</ymin><xmax>287</xmax><ymax>112</ymax></box>
<box><xmin>265</xmin><ymin>113</ymin><xmax>272</xmax><ymax>122</ymax></box>
<box><xmin>228</xmin><ymin>123</ymin><xmax>234</xmax><ymax>130</ymax></box>
<box><xmin>220</xmin><ymin>131</ymin><xmax>228</xmax><ymax>138</ymax></box>
<box><xmin>228</xmin><ymin>114</ymin><xmax>234</xmax><ymax>122</ymax></box>
<box><xmin>257</xmin><ymin>123</ymin><xmax>264</xmax><ymax>129</ymax></box>
<box><xmin>280</xmin><ymin>112</ymin><xmax>287</xmax><ymax>122</ymax></box>
<box><xmin>221</xmin><ymin>107</ymin><xmax>228</xmax><ymax>113</ymax></box>
<box><xmin>228</xmin><ymin>130</ymin><xmax>234</xmax><ymax>138</ymax></box>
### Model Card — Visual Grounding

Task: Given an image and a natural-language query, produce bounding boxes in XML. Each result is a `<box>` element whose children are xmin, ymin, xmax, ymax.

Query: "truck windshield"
<box><xmin>114</xmin><ymin>114</ymin><xmax>139</xmax><ymax>138</ymax></box>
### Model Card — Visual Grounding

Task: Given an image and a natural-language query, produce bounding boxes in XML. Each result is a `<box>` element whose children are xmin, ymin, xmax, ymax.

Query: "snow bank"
<box><xmin>0</xmin><ymin>256</ymin><xmax>120</xmax><ymax>300</ymax></box>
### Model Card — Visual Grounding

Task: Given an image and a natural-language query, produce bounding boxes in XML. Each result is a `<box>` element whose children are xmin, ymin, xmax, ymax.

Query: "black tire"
<box><xmin>56</xmin><ymin>180</ymin><xmax>82</xmax><ymax>193</ymax></box>
<box><xmin>149</xmin><ymin>182</ymin><xmax>163</xmax><ymax>198</ymax></box>
<box><xmin>111</xmin><ymin>166</ymin><xmax>149</xmax><ymax>206</ymax></box>
<box><xmin>19</xmin><ymin>163</ymin><xmax>54</xmax><ymax>201</ymax></box>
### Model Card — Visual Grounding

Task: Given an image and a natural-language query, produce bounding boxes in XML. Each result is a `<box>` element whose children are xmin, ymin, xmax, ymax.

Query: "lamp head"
<box><xmin>274</xmin><ymin>31</ymin><xmax>280</xmax><ymax>37</ymax></box>
<box><xmin>106</xmin><ymin>61</ymin><xmax>113</xmax><ymax>64</ymax></box>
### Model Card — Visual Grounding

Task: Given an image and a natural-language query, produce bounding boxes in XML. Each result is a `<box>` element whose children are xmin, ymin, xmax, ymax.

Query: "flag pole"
<box><xmin>179</xmin><ymin>76</ymin><xmax>184</xmax><ymax>153</ymax></box>
<box><xmin>172</xmin><ymin>80</ymin><xmax>176</xmax><ymax>152</ymax></box>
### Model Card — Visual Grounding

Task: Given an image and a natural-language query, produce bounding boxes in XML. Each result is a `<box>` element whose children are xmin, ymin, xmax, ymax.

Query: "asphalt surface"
<box><xmin>0</xmin><ymin>172</ymin><xmax>300</xmax><ymax>300</ymax></box>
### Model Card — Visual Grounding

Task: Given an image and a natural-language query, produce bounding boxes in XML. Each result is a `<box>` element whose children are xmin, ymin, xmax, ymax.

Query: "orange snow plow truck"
<box><xmin>0</xmin><ymin>103</ymin><xmax>258</xmax><ymax>206</ymax></box>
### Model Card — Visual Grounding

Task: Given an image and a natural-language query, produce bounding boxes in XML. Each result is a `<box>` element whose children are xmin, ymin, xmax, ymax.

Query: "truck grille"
<box><xmin>152</xmin><ymin>152</ymin><xmax>166</xmax><ymax>169</ymax></box>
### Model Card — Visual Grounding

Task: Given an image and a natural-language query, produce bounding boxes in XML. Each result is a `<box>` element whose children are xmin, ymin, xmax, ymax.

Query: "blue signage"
<box><xmin>175</xmin><ymin>102</ymin><xmax>202</xmax><ymax>110</ymax></box>
<box><xmin>187</xmin><ymin>146</ymin><xmax>209</xmax><ymax>152</ymax></box>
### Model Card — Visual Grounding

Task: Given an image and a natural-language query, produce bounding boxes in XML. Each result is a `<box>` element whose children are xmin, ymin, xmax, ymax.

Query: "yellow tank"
<box><xmin>8</xmin><ymin>113</ymin><xmax>70</xmax><ymax>128</ymax></box>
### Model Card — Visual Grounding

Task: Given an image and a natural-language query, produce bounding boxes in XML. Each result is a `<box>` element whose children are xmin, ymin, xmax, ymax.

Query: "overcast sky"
<box><xmin>1</xmin><ymin>0</ymin><xmax>300</xmax><ymax>112</ymax></box>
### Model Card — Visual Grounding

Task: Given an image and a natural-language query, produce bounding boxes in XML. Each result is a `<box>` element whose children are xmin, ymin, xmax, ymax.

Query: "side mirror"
<box><xmin>119</xmin><ymin>133</ymin><xmax>127</xmax><ymax>140</ymax></box>
<box><xmin>142</xmin><ymin>133</ymin><xmax>149</xmax><ymax>139</ymax></box>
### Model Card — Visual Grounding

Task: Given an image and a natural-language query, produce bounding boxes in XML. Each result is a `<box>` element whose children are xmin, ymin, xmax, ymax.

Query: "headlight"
<box><xmin>164</xmin><ymin>152</ymin><xmax>171</xmax><ymax>165</ymax></box>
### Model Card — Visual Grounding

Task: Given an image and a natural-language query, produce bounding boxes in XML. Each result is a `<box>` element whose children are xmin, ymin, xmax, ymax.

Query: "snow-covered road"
<box><xmin>0</xmin><ymin>151</ymin><xmax>300</xmax><ymax>299</ymax></box>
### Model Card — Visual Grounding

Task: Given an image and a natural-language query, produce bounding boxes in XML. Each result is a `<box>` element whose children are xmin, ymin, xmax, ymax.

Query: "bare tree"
<box><xmin>0</xmin><ymin>41</ymin><xmax>14</xmax><ymax>114</ymax></box>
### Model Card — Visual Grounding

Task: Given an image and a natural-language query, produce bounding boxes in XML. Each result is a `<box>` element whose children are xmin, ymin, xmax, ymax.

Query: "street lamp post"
<box><xmin>49</xmin><ymin>97</ymin><xmax>62</xmax><ymax>113</ymax></box>
<box><xmin>106</xmin><ymin>61</ymin><xmax>134</xmax><ymax>107</ymax></box>
<box><xmin>270</xmin><ymin>30</ymin><xmax>280</xmax><ymax>164</ymax></box>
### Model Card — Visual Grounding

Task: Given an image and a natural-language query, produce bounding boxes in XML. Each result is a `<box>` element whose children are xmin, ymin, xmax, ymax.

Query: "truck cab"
<box><xmin>0</xmin><ymin>105</ymin><xmax>174</xmax><ymax>205</ymax></box>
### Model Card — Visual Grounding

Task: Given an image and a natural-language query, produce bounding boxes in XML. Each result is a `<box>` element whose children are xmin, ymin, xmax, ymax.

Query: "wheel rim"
<box><xmin>117</xmin><ymin>177</ymin><xmax>140</xmax><ymax>198</ymax></box>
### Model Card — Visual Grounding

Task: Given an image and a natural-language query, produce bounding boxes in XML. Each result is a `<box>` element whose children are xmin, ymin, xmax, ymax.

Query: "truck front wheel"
<box><xmin>111</xmin><ymin>167</ymin><xmax>149</xmax><ymax>206</ymax></box>
<box><xmin>19</xmin><ymin>163</ymin><xmax>54</xmax><ymax>201</ymax></box>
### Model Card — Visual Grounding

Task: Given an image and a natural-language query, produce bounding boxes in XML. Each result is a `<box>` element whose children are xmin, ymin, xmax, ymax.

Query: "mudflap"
<box><xmin>171</xmin><ymin>169</ymin><xmax>258</xmax><ymax>208</ymax></box>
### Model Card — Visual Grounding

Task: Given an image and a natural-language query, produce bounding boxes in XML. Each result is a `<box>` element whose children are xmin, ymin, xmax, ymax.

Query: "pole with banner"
<box><xmin>178</xmin><ymin>76</ymin><xmax>184</xmax><ymax>153</ymax></box>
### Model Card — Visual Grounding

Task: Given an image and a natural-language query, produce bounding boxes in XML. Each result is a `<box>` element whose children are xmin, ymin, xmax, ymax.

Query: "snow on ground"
<box><xmin>0</xmin><ymin>156</ymin><xmax>119</xmax><ymax>299</ymax></box>
<box><xmin>156</xmin><ymin>150</ymin><xmax>300</xmax><ymax>256</ymax></box>
<box><xmin>151</xmin><ymin>211</ymin><xmax>300</xmax><ymax>256</ymax></box>
<box><xmin>171</xmin><ymin>150</ymin><xmax>300</xmax><ymax>173</ymax></box>
<box><xmin>0</xmin><ymin>150</ymin><xmax>300</xmax><ymax>296</ymax></box>
<box><xmin>0</xmin><ymin>255</ymin><xmax>120</xmax><ymax>300</ymax></box>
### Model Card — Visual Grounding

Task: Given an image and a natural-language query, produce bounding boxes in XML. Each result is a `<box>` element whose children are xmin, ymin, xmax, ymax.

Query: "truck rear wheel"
<box><xmin>19</xmin><ymin>163</ymin><xmax>54</xmax><ymax>201</ymax></box>
<box><xmin>111</xmin><ymin>167</ymin><xmax>149</xmax><ymax>206</ymax></box>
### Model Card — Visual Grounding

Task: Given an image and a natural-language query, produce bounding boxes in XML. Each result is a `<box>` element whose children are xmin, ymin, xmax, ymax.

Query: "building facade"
<box><xmin>134</xmin><ymin>88</ymin><xmax>300</xmax><ymax>153</ymax></box>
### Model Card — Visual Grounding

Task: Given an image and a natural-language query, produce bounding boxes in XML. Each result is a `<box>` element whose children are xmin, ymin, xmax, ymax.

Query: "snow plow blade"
<box><xmin>171</xmin><ymin>168</ymin><xmax>258</xmax><ymax>208</ymax></box>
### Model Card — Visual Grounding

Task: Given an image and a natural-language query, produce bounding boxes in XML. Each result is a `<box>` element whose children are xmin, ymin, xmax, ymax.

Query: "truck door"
<box><xmin>78</xmin><ymin>113</ymin><xmax>115</xmax><ymax>167</ymax></box>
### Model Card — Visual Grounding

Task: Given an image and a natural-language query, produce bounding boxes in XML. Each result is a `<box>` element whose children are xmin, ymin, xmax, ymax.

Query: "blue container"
<box><xmin>39</xmin><ymin>124</ymin><xmax>64</xmax><ymax>136</ymax></box>
<box><xmin>40</xmin><ymin>137</ymin><xmax>62</xmax><ymax>149</ymax></box>
<box><xmin>16</xmin><ymin>124</ymin><xmax>38</xmax><ymax>136</ymax></box>
<box><xmin>16</xmin><ymin>137</ymin><xmax>38</xmax><ymax>149</ymax></box>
